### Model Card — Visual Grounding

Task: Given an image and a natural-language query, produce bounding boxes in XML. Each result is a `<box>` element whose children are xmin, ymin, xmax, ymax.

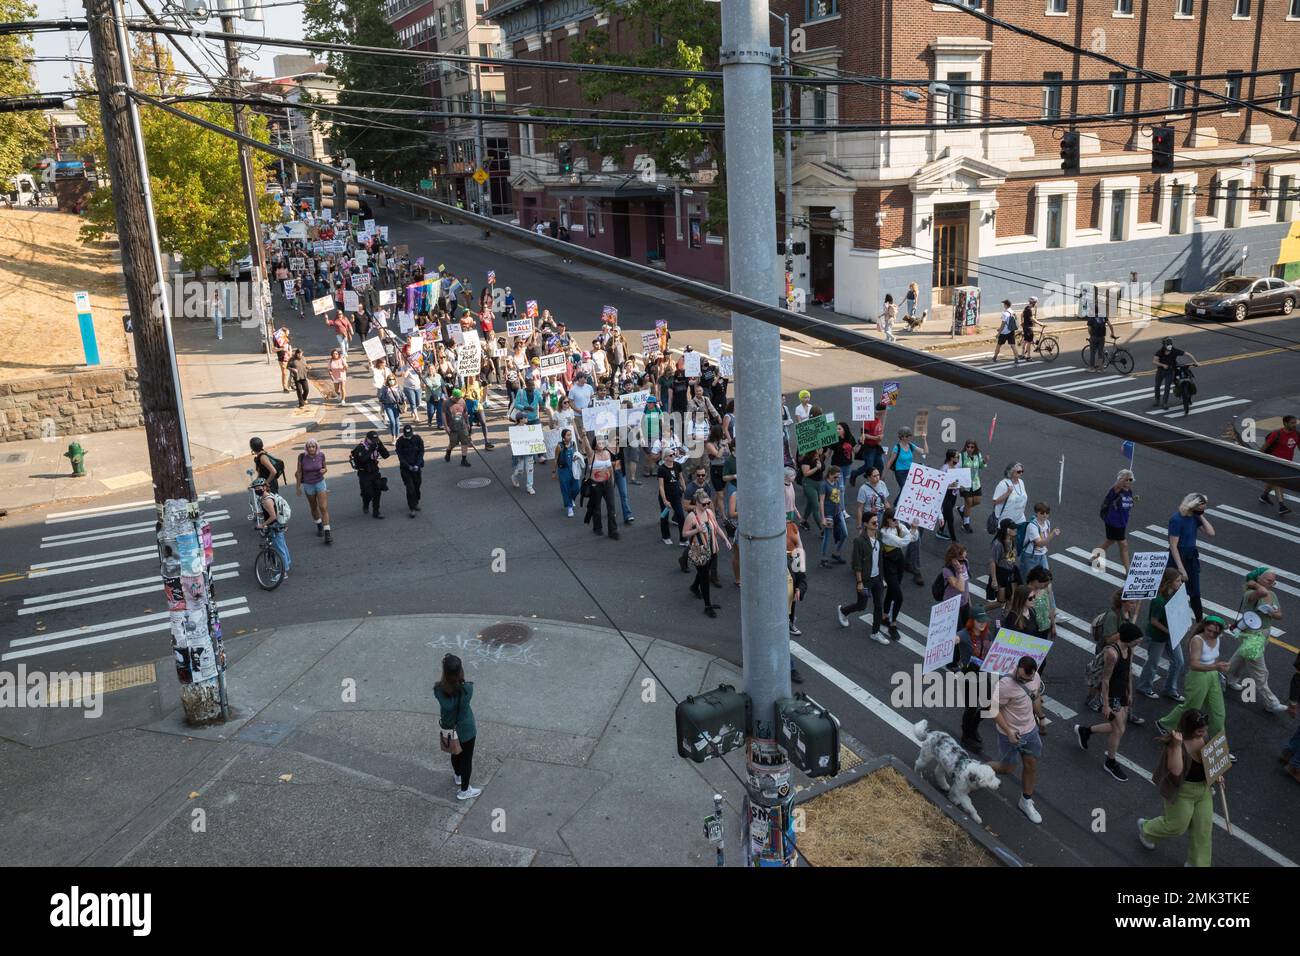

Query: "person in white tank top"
<box><xmin>1158</xmin><ymin>617</ymin><xmax>1229</xmax><ymax>743</ymax></box>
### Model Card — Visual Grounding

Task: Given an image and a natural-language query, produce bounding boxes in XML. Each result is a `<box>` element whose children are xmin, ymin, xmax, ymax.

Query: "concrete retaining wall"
<box><xmin>0</xmin><ymin>367</ymin><xmax>143</xmax><ymax>443</ymax></box>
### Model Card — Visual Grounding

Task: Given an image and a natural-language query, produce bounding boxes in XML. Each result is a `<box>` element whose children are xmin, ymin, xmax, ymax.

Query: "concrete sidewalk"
<box><xmin>0</xmin><ymin>613</ymin><xmax>847</xmax><ymax>867</ymax></box>
<box><xmin>0</xmin><ymin>297</ymin><xmax>325</xmax><ymax>514</ymax></box>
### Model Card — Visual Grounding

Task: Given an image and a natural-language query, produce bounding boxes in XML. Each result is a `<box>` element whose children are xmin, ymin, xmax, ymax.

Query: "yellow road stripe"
<box><xmin>0</xmin><ymin>572</ymin><xmax>26</xmax><ymax>583</ymax></box>
<box><xmin>1131</xmin><ymin>347</ymin><xmax>1289</xmax><ymax>378</ymax></box>
<box><xmin>1270</xmin><ymin>637</ymin><xmax>1299</xmax><ymax>655</ymax></box>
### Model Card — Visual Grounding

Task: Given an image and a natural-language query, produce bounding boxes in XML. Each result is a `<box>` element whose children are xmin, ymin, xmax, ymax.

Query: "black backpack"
<box><xmin>257</xmin><ymin>451</ymin><xmax>287</xmax><ymax>486</ymax></box>
<box><xmin>931</xmin><ymin>571</ymin><xmax>948</xmax><ymax>602</ymax></box>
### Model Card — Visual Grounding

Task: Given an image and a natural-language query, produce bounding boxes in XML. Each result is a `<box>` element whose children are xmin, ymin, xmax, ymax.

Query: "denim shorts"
<box><xmin>996</xmin><ymin>725</ymin><xmax>1042</xmax><ymax>763</ymax></box>
<box><xmin>301</xmin><ymin>480</ymin><xmax>327</xmax><ymax>496</ymax></box>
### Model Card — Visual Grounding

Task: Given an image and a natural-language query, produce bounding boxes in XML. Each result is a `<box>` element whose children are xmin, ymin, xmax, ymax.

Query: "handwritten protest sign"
<box><xmin>582</xmin><ymin>401</ymin><xmax>619</xmax><ymax>432</ymax></box>
<box><xmin>355</xmin><ymin>249</ymin><xmax>369</xmax><ymax>267</ymax></box>
<box><xmin>312</xmin><ymin>295</ymin><xmax>335</xmax><ymax>316</ymax></box>
<box><xmin>283</xmin><ymin>280</ymin><xmax>297</xmax><ymax>297</ymax></box>
<box><xmin>949</xmin><ymin>467</ymin><xmax>972</xmax><ymax>489</ymax></box>
<box><xmin>379</xmin><ymin>288</ymin><xmax>396</xmax><ymax>306</ymax></box>
<box><xmin>795</xmin><ymin>413</ymin><xmax>838</xmax><ymax>455</ymax></box>
<box><xmin>623</xmin><ymin>389</ymin><xmax>652</xmax><ymax>408</ymax></box>
<box><xmin>851</xmin><ymin>387</ymin><xmax>875</xmax><ymax>421</ymax></box>
<box><xmin>543</xmin><ymin>428</ymin><xmax>562</xmax><ymax>458</ymax></box>
<box><xmin>457</xmin><ymin>341</ymin><xmax>482</xmax><ymax>378</ymax></box>
<box><xmin>398</xmin><ymin>311</ymin><xmax>416</xmax><ymax>334</ymax></box>
<box><xmin>720</xmin><ymin>354</ymin><xmax>733</xmax><ymax>377</ymax></box>
<box><xmin>893</xmin><ymin>462</ymin><xmax>947</xmax><ymax>531</ymax></box>
<box><xmin>364</xmin><ymin>218</ymin><xmax>376</xmax><ymax>233</ymax></box>
<box><xmin>362</xmin><ymin>336</ymin><xmax>386</xmax><ymax>362</ymax></box>
<box><xmin>683</xmin><ymin>351</ymin><xmax>701</xmax><ymax>377</ymax></box>
<box><xmin>289</xmin><ymin>257</ymin><xmax>305</xmax><ymax>271</ymax></box>
<box><xmin>343</xmin><ymin>290</ymin><xmax>360</xmax><ymax>313</ymax></box>
<box><xmin>980</xmin><ymin>628</ymin><xmax>1054</xmax><ymax>676</ymax></box>
<box><xmin>538</xmin><ymin>353</ymin><xmax>567</xmax><ymax>378</ymax></box>
<box><xmin>913</xmin><ymin>409</ymin><xmax>929</xmax><ymax>438</ymax></box>
<box><xmin>508</xmin><ymin>424</ymin><xmax>546</xmax><ymax>456</ymax></box>
<box><xmin>1122</xmin><ymin>552</ymin><xmax>1169</xmax><ymax>600</ymax></box>
<box><xmin>924</xmin><ymin>595</ymin><xmax>963</xmax><ymax>674</ymax></box>
<box><xmin>1202</xmin><ymin>731</ymin><xmax>1231</xmax><ymax>786</ymax></box>
<box><xmin>507</xmin><ymin>318</ymin><xmax>533</xmax><ymax>339</ymax></box>
<box><xmin>351</xmin><ymin>272</ymin><xmax>371</xmax><ymax>291</ymax></box>
<box><xmin>641</xmin><ymin>331</ymin><xmax>660</xmax><ymax>356</ymax></box>
<box><xmin>372</xmin><ymin>309</ymin><xmax>388</xmax><ymax>328</ymax></box>
<box><xmin>708</xmin><ymin>339</ymin><xmax>723</xmax><ymax>360</ymax></box>
<box><xmin>379</xmin><ymin>226</ymin><xmax>389</xmax><ymax>240</ymax></box>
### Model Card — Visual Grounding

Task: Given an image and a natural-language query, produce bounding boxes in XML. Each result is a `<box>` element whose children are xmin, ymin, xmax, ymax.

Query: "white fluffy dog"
<box><xmin>912</xmin><ymin>720</ymin><xmax>1000</xmax><ymax>824</ymax></box>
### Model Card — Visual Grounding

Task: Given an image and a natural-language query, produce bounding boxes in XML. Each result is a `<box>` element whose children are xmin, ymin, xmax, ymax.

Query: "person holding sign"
<box><xmin>510</xmin><ymin>374</ymin><xmax>544</xmax><ymax>494</ymax></box>
<box><xmin>1167</xmin><ymin>493</ymin><xmax>1215</xmax><ymax>620</ymax></box>
<box><xmin>1157</xmin><ymin>617</ymin><xmax>1229</xmax><ymax>742</ymax></box>
<box><xmin>1139</xmin><ymin>709</ymin><xmax>1215</xmax><ymax>867</ymax></box>
<box><xmin>835</xmin><ymin>512</ymin><xmax>885</xmax><ymax>642</ymax></box>
<box><xmin>934</xmin><ymin>448</ymin><xmax>963</xmax><ymax>541</ymax></box>
<box><xmin>584</xmin><ymin>437</ymin><xmax>620</xmax><ymax>540</ymax></box>
<box><xmin>880</xmin><ymin>510</ymin><xmax>918</xmax><ymax>640</ymax></box>
<box><xmin>1136</xmin><ymin>569</ymin><xmax>1187</xmax><ymax>702</ymax></box>
<box><xmin>885</xmin><ymin>426</ymin><xmax>927</xmax><ymax>502</ymax></box>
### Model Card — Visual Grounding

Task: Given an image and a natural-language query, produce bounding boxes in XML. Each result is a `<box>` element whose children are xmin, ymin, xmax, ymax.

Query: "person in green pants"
<box><xmin>1139</xmin><ymin>709</ymin><xmax>1215</xmax><ymax>867</ymax></box>
<box><xmin>1157</xmin><ymin>617</ymin><xmax>1229</xmax><ymax>738</ymax></box>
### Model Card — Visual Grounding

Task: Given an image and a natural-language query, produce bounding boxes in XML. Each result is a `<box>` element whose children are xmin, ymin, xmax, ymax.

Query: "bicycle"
<box><xmin>1027</xmin><ymin>331</ymin><xmax>1060</xmax><ymax>362</ymax></box>
<box><xmin>247</xmin><ymin>471</ymin><xmax>285</xmax><ymax>590</ymax></box>
<box><xmin>1080</xmin><ymin>335</ymin><xmax>1134</xmax><ymax>375</ymax></box>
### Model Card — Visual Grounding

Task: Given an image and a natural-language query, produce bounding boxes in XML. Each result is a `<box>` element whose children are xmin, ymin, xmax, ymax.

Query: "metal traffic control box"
<box><xmin>775</xmin><ymin>694</ymin><xmax>841</xmax><ymax>778</ymax></box>
<box><xmin>676</xmin><ymin>684</ymin><xmax>751</xmax><ymax>762</ymax></box>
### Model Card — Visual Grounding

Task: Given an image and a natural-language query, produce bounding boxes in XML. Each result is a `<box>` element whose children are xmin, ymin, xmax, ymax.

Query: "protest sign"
<box><xmin>457</xmin><ymin>341</ymin><xmax>482</xmax><ymax>378</ymax></box>
<box><xmin>893</xmin><ymin>462</ymin><xmax>947</xmax><ymax>531</ymax></box>
<box><xmin>525</xmin><ymin>299</ymin><xmax>539</xmax><ymax>319</ymax></box>
<box><xmin>322</xmin><ymin>208</ymin><xmax>332</xmax><ymax>221</ymax></box>
<box><xmin>379</xmin><ymin>226</ymin><xmax>389</xmax><ymax>240</ymax></box>
<box><xmin>379</xmin><ymin>288</ymin><xmax>396</xmax><ymax>306</ymax></box>
<box><xmin>507</xmin><ymin>318</ymin><xmax>533</xmax><ymax>338</ymax></box>
<box><xmin>623</xmin><ymin>389</ymin><xmax>652</xmax><ymax>408</ymax></box>
<box><xmin>641</xmin><ymin>331</ymin><xmax>660</xmax><ymax>356</ymax></box>
<box><xmin>795</xmin><ymin>412</ymin><xmax>838</xmax><ymax>456</ymax></box>
<box><xmin>923</xmin><ymin>595</ymin><xmax>963</xmax><ymax>674</ymax></box>
<box><xmin>683</xmin><ymin>351</ymin><xmax>702</xmax><ymax>377</ymax></box>
<box><xmin>421</xmin><ymin>325</ymin><xmax>439</xmax><ymax>350</ymax></box>
<box><xmin>1202</xmin><ymin>732</ymin><xmax>1231</xmax><ymax>786</ymax></box>
<box><xmin>708</xmin><ymin>339</ymin><xmax>723</xmax><ymax>361</ymax></box>
<box><xmin>289</xmin><ymin>257</ymin><xmax>305</xmax><ymax>271</ymax></box>
<box><xmin>882</xmin><ymin>381</ymin><xmax>900</xmax><ymax>406</ymax></box>
<box><xmin>395</xmin><ymin>244</ymin><xmax>408</xmax><ymax>256</ymax></box>
<box><xmin>949</xmin><ymin>467</ymin><xmax>973</xmax><ymax>490</ymax></box>
<box><xmin>398</xmin><ymin>311</ymin><xmax>416</xmax><ymax>334</ymax></box>
<box><xmin>351</xmin><ymin>272</ymin><xmax>371</xmax><ymax>291</ymax></box>
<box><xmin>618</xmin><ymin>406</ymin><xmax>645</xmax><ymax>431</ymax></box>
<box><xmin>461</xmin><ymin>329</ymin><xmax>480</xmax><ymax>348</ymax></box>
<box><xmin>538</xmin><ymin>353</ymin><xmax>567</xmax><ymax>378</ymax></box>
<box><xmin>980</xmin><ymin>628</ymin><xmax>1054</xmax><ymax>676</ymax></box>
<box><xmin>602</xmin><ymin>305</ymin><xmax>618</xmax><ymax>323</ymax></box>
<box><xmin>543</xmin><ymin>428</ymin><xmax>562</xmax><ymax>458</ymax></box>
<box><xmin>582</xmin><ymin>401</ymin><xmax>620</xmax><ymax>432</ymax></box>
<box><xmin>913</xmin><ymin>409</ymin><xmax>929</xmax><ymax>438</ymax></box>
<box><xmin>283</xmin><ymin>279</ymin><xmax>297</xmax><ymax>297</ymax></box>
<box><xmin>1165</xmin><ymin>585</ymin><xmax>1194</xmax><ymax>650</ymax></box>
<box><xmin>343</xmin><ymin>290</ymin><xmax>360</xmax><ymax>313</ymax></box>
<box><xmin>275</xmin><ymin>221</ymin><xmax>306</xmax><ymax>240</ymax></box>
<box><xmin>851</xmin><ymin>387</ymin><xmax>875</xmax><ymax>421</ymax></box>
<box><xmin>355</xmin><ymin>249</ymin><xmax>369</xmax><ymax>268</ymax></box>
<box><xmin>508</xmin><ymin>424</ymin><xmax>546</xmax><ymax>456</ymax></box>
<box><xmin>493</xmin><ymin>347</ymin><xmax>507</xmax><ymax>358</ymax></box>
<box><xmin>487</xmin><ymin>270</ymin><xmax>496</xmax><ymax>285</ymax></box>
<box><xmin>1122</xmin><ymin>552</ymin><xmax>1169</xmax><ymax>600</ymax></box>
<box><xmin>362</xmin><ymin>336</ymin><xmax>386</xmax><ymax>362</ymax></box>
<box><xmin>364</xmin><ymin>218</ymin><xmax>376</xmax><ymax>233</ymax></box>
<box><xmin>407</xmin><ymin>334</ymin><xmax>423</xmax><ymax>354</ymax></box>
<box><xmin>655</xmin><ymin>319</ymin><xmax>667</xmax><ymax>329</ymax></box>
<box><xmin>719</xmin><ymin>354</ymin><xmax>734</xmax><ymax>378</ymax></box>
<box><xmin>312</xmin><ymin>294</ymin><xmax>335</xmax><ymax>316</ymax></box>
<box><xmin>449</xmin><ymin>326</ymin><xmax>464</xmax><ymax>347</ymax></box>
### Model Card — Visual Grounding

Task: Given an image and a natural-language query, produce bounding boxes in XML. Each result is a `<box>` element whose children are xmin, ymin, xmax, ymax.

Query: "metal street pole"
<box><xmin>220</xmin><ymin>13</ymin><xmax>266</xmax><ymax>282</ymax></box>
<box><xmin>85</xmin><ymin>0</ymin><xmax>229</xmax><ymax>724</ymax></box>
<box><xmin>720</xmin><ymin>0</ymin><xmax>793</xmax><ymax>866</ymax></box>
<box><xmin>472</xmin><ymin>62</ymin><xmax>490</xmax><ymax>237</ymax></box>
<box><xmin>777</xmin><ymin>11</ymin><xmax>793</xmax><ymax>308</ymax></box>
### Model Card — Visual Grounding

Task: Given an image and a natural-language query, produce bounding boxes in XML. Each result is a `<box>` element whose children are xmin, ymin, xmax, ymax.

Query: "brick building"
<box><xmin>777</xmin><ymin>0</ymin><xmax>1300</xmax><ymax>319</ymax></box>
<box><xmin>483</xmin><ymin>0</ymin><xmax>727</xmax><ymax>283</ymax></box>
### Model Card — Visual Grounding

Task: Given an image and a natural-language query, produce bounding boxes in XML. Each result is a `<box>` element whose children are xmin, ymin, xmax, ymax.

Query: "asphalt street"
<box><xmin>2</xmin><ymin>210</ymin><xmax>1298</xmax><ymax>868</ymax></box>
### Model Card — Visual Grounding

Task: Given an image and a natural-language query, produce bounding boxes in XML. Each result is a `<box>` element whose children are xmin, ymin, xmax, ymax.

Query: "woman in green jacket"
<box><xmin>434</xmin><ymin>654</ymin><xmax>480</xmax><ymax>800</ymax></box>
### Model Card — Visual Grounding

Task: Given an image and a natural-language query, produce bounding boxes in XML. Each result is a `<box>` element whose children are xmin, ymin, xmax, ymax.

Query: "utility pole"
<box><xmin>779</xmin><ymin>12</ymin><xmax>794</xmax><ymax>309</ymax></box>
<box><xmin>219</xmin><ymin>13</ymin><xmax>266</xmax><ymax>283</ymax></box>
<box><xmin>84</xmin><ymin>0</ymin><xmax>229</xmax><ymax>725</ymax></box>
<box><xmin>720</xmin><ymin>0</ymin><xmax>793</xmax><ymax>865</ymax></box>
<box><xmin>471</xmin><ymin>62</ymin><xmax>490</xmax><ymax>236</ymax></box>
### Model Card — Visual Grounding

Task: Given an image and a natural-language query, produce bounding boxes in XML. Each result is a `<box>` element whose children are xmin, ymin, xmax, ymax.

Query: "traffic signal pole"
<box><xmin>720</xmin><ymin>0</ymin><xmax>795</xmax><ymax>866</ymax></box>
<box><xmin>85</xmin><ymin>0</ymin><xmax>229</xmax><ymax>725</ymax></box>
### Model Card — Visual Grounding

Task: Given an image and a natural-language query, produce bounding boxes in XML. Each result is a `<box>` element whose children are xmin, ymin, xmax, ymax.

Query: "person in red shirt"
<box><xmin>1258</xmin><ymin>415</ymin><xmax>1297</xmax><ymax>516</ymax></box>
<box><xmin>850</xmin><ymin>403</ymin><xmax>889</xmax><ymax>487</ymax></box>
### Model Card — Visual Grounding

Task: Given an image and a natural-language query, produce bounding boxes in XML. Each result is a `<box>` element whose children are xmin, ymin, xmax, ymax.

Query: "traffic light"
<box><xmin>557</xmin><ymin>142</ymin><xmax>573</xmax><ymax>175</ymax></box>
<box><xmin>1151</xmin><ymin>126</ymin><xmax>1175</xmax><ymax>174</ymax></box>
<box><xmin>1060</xmin><ymin>131</ymin><xmax>1080</xmax><ymax>176</ymax></box>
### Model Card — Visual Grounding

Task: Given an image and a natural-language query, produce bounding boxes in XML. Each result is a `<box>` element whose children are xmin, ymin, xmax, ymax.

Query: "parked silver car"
<box><xmin>1184</xmin><ymin>276</ymin><xmax>1297</xmax><ymax>322</ymax></box>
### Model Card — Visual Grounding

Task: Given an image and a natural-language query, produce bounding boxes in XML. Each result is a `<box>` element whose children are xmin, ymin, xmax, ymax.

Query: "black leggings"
<box><xmin>692</xmin><ymin>562</ymin><xmax>712</xmax><ymax>605</ymax></box>
<box><xmin>941</xmin><ymin>489</ymin><xmax>959</xmax><ymax>536</ymax></box>
<box><xmin>883</xmin><ymin>566</ymin><xmax>904</xmax><ymax>623</ymax></box>
<box><xmin>587</xmin><ymin>479</ymin><xmax>618</xmax><ymax>532</ymax></box>
<box><xmin>451</xmin><ymin>736</ymin><xmax>476</xmax><ymax>791</ymax></box>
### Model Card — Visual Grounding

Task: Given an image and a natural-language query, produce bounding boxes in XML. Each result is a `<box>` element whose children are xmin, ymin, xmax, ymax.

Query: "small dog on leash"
<box><xmin>912</xmin><ymin>720</ymin><xmax>1000</xmax><ymax>824</ymax></box>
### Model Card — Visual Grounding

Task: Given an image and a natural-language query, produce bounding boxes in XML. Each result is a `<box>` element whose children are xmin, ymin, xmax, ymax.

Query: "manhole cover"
<box><xmin>478</xmin><ymin>622</ymin><xmax>532</xmax><ymax>646</ymax></box>
<box><xmin>457</xmin><ymin>477</ymin><xmax>492</xmax><ymax>489</ymax></box>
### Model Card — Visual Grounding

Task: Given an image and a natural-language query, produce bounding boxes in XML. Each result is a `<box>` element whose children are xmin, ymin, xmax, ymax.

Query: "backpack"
<box><xmin>269</xmin><ymin>492</ymin><xmax>291</xmax><ymax>524</ymax></box>
<box><xmin>1090</xmin><ymin>611</ymin><xmax>1108</xmax><ymax>646</ymax></box>
<box><xmin>258</xmin><ymin>452</ymin><xmax>287</xmax><ymax>486</ymax></box>
<box><xmin>931</xmin><ymin>571</ymin><xmax>948</xmax><ymax>602</ymax></box>
<box><xmin>1084</xmin><ymin>643</ymin><xmax>1113</xmax><ymax>689</ymax></box>
<box><xmin>1099</xmin><ymin>489</ymin><xmax>1113</xmax><ymax>520</ymax></box>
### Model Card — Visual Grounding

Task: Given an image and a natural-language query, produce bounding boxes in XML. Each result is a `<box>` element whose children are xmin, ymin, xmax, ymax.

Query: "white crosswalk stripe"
<box><xmin>1128</xmin><ymin>530</ymin><xmax>1300</xmax><ymax>598</ymax></box>
<box><xmin>39</xmin><ymin>511</ymin><xmax>230</xmax><ymax>549</ymax></box>
<box><xmin>17</xmin><ymin>565</ymin><xmax>242</xmax><ymax>616</ymax></box>
<box><xmin>1206</xmin><ymin>506</ymin><xmax>1300</xmax><ymax>545</ymax></box>
<box><xmin>718</xmin><ymin>340</ymin><xmax>816</xmax><ymax>359</ymax></box>
<box><xmin>1152</xmin><ymin>397</ymin><xmax>1251</xmax><ymax>417</ymax></box>
<box><xmin>1002</xmin><ymin>365</ymin><xmax>1246</xmax><ymax>414</ymax></box>
<box><xmin>3</xmin><ymin>599</ymin><xmax>250</xmax><ymax>661</ymax></box>
<box><xmin>44</xmin><ymin>492</ymin><xmax>222</xmax><ymax>525</ymax></box>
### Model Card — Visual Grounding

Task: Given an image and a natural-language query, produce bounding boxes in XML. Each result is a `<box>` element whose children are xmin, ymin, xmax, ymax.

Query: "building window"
<box><xmin>1176</xmin><ymin>0</ymin><xmax>1193</xmax><ymax>14</ymax></box>
<box><xmin>450</xmin><ymin>0</ymin><xmax>465</xmax><ymax>31</ymax></box>
<box><xmin>1207</xmin><ymin>177</ymin><xmax>1219</xmax><ymax>217</ymax></box>
<box><xmin>1110</xmin><ymin>189</ymin><xmax>1127</xmax><ymax>241</ymax></box>
<box><xmin>1046</xmin><ymin>194</ymin><xmax>1064</xmax><ymax>248</ymax></box>
<box><xmin>1233</xmin><ymin>0</ymin><xmax>1249</xmax><ymax>15</ymax></box>
<box><xmin>1225</xmin><ymin>70</ymin><xmax>1242</xmax><ymax>107</ymax></box>
<box><xmin>1278</xmin><ymin>174</ymin><xmax>1293</xmax><ymax>221</ymax></box>
<box><xmin>1115</xmin><ymin>0</ymin><xmax>1132</xmax><ymax>12</ymax></box>
<box><xmin>1280</xmin><ymin>72</ymin><xmax>1295</xmax><ymax>112</ymax></box>
<box><xmin>806</xmin><ymin>0</ymin><xmax>839</xmax><ymax>20</ymax></box>
<box><xmin>475</xmin><ymin>0</ymin><xmax>486</xmax><ymax>16</ymax></box>
<box><xmin>1225</xmin><ymin>181</ymin><xmax>1240</xmax><ymax>227</ymax></box>
<box><xmin>1047</xmin><ymin>0</ymin><xmax>1067</xmax><ymax>11</ymax></box>
<box><xmin>1292</xmin><ymin>0</ymin><xmax>1300</xmax><ymax>16</ymax></box>
<box><xmin>1169</xmin><ymin>183</ymin><xmax>1184</xmax><ymax>234</ymax></box>
<box><xmin>438</xmin><ymin>6</ymin><xmax>448</xmax><ymax>37</ymax></box>
<box><xmin>946</xmin><ymin>73</ymin><xmax>969</xmax><ymax>123</ymax></box>
<box><xmin>1042</xmin><ymin>72</ymin><xmax>1063</xmax><ymax>119</ymax></box>
<box><xmin>812</xmin><ymin>88</ymin><xmax>827</xmax><ymax>126</ymax></box>
<box><xmin>586</xmin><ymin>207</ymin><xmax>597</xmax><ymax>235</ymax></box>
<box><xmin>1107</xmin><ymin>72</ymin><xmax>1126</xmax><ymax>116</ymax></box>
<box><xmin>1169</xmin><ymin>70</ymin><xmax>1187</xmax><ymax>111</ymax></box>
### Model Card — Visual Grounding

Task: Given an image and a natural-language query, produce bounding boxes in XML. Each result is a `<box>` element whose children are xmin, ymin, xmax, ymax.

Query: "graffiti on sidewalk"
<box><xmin>426</xmin><ymin>633</ymin><xmax>545</xmax><ymax>668</ymax></box>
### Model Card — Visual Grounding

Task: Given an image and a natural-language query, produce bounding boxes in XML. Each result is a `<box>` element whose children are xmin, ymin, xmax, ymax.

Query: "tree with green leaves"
<box><xmin>303</xmin><ymin>0</ymin><xmax>431</xmax><ymax>187</ymax></box>
<box><xmin>72</xmin><ymin>39</ymin><xmax>281</xmax><ymax>272</ymax></box>
<box><xmin>0</xmin><ymin>1</ymin><xmax>49</xmax><ymax>182</ymax></box>
<box><xmin>567</xmin><ymin>0</ymin><xmax>728</xmax><ymax>229</ymax></box>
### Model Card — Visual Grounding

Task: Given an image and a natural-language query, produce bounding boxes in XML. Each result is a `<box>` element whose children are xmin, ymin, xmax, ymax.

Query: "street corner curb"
<box><xmin>793</xmin><ymin>752</ymin><xmax>1026</xmax><ymax>867</ymax></box>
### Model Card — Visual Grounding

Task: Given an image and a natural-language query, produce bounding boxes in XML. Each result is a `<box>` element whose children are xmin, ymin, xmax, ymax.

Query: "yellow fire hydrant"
<box><xmin>64</xmin><ymin>441</ymin><xmax>87</xmax><ymax>477</ymax></box>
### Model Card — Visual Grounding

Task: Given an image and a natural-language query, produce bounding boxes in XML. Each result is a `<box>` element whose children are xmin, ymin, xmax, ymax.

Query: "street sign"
<box><xmin>472</xmin><ymin>168</ymin><xmax>488</xmax><ymax>186</ymax></box>
<box><xmin>419</xmin><ymin>179</ymin><xmax>433</xmax><ymax>190</ymax></box>
<box><xmin>704</xmin><ymin>814</ymin><xmax>723</xmax><ymax>846</ymax></box>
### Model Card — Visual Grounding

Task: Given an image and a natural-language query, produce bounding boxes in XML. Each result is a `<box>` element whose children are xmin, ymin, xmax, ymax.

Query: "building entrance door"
<box><xmin>931</xmin><ymin>203</ymin><xmax>970</xmax><ymax>304</ymax></box>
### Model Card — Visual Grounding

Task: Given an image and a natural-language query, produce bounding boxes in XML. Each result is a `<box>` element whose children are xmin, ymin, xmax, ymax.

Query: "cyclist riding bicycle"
<box><xmin>251</xmin><ymin>477</ymin><xmax>292</xmax><ymax>580</ymax></box>
<box><xmin>1151</xmin><ymin>337</ymin><xmax>1199</xmax><ymax>410</ymax></box>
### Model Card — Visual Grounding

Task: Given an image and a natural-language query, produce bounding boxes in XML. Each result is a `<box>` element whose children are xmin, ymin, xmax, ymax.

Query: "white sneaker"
<box><xmin>1137</xmin><ymin>817</ymin><xmax>1155</xmax><ymax>850</ymax></box>
<box><xmin>1018</xmin><ymin>795</ymin><xmax>1042</xmax><ymax>824</ymax></box>
<box><xmin>527</xmin><ymin>487</ymin><xmax>536</xmax><ymax>495</ymax></box>
<box><xmin>453</xmin><ymin>774</ymin><xmax>461</xmax><ymax>787</ymax></box>
<box><xmin>1267</xmin><ymin>703</ymin><xmax>1290</xmax><ymax>714</ymax></box>
<box><xmin>837</xmin><ymin>607</ymin><xmax>850</xmax><ymax>628</ymax></box>
<box><xmin>567</xmin><ymin>507</ymin><xmax>575</xmax><ymax>517</ymax></box>
<box><xmin>870</xmin><ymin>631</ymin><xmax>890</xmax><ymax>645</ymax></box>
<box><xmin>511</xmin><ymin>476</ymin><xmax>520</xmax><ymax>488</ymax></box>
<box><xmin>456</xmin><ymin>786</ymin><xmax>482</xmax><ymax>801</ymax></box>
<box><xmin>662</xmin><ymin>537</ymin><xmax>673</xmax><ymax>545</ymax></box>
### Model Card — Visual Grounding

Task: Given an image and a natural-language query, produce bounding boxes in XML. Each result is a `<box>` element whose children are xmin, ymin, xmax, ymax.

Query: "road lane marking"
<box><xmin>1209</xmin><ymin>505</ymin><xmax>1300</xmax><ymax>544</ymax></box>
<box><xmin>45</xmin><ymin>492</ymin><xmax>221</xmax><ymax>524</ymax></box>
<box><xmin>2</xmin><ymin>604</ymin><xmax>251</xmax><ymax>661</ymax></box>
<box><xmin>28</xmin><ymin>534</ymin><xmax>237</xmax><ymax>577</ymax></box>
<box><xmin>1153</xmin><ymin>397</ymin><xmax>1251</xmax><ymax>417</ymax></box>
<box><xmin>17</xmin><ymin>568</ymin><xmax>241</xmax><ymax>616</ymax></box>
<box><xmin>39</xmin><ymin>512</ymin><xmax>230</xmax><ymax>549</ymax></box>
<box><xmin>7</xmin><ymin>596</ymin><xmax>249</xmax><ymax>652</ymax></box>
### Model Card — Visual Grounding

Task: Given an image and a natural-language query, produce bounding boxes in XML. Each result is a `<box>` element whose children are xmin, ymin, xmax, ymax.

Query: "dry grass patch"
<box><xmin>798</xmin><ymin>766</ymin><xmax>994</xmax><ymax>867</ymax></box>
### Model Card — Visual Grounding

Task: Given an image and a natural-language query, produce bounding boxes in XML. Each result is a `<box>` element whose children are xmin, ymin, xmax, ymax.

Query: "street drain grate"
<box><xmin>478</xmin><ymin>622</ymin><xmax>532</xmax><ymax>646</ymax></box>
<box><xmin>457</xmin><ymin>477</ymin><xmax>492</xmax><ymax>489</ymax></box>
